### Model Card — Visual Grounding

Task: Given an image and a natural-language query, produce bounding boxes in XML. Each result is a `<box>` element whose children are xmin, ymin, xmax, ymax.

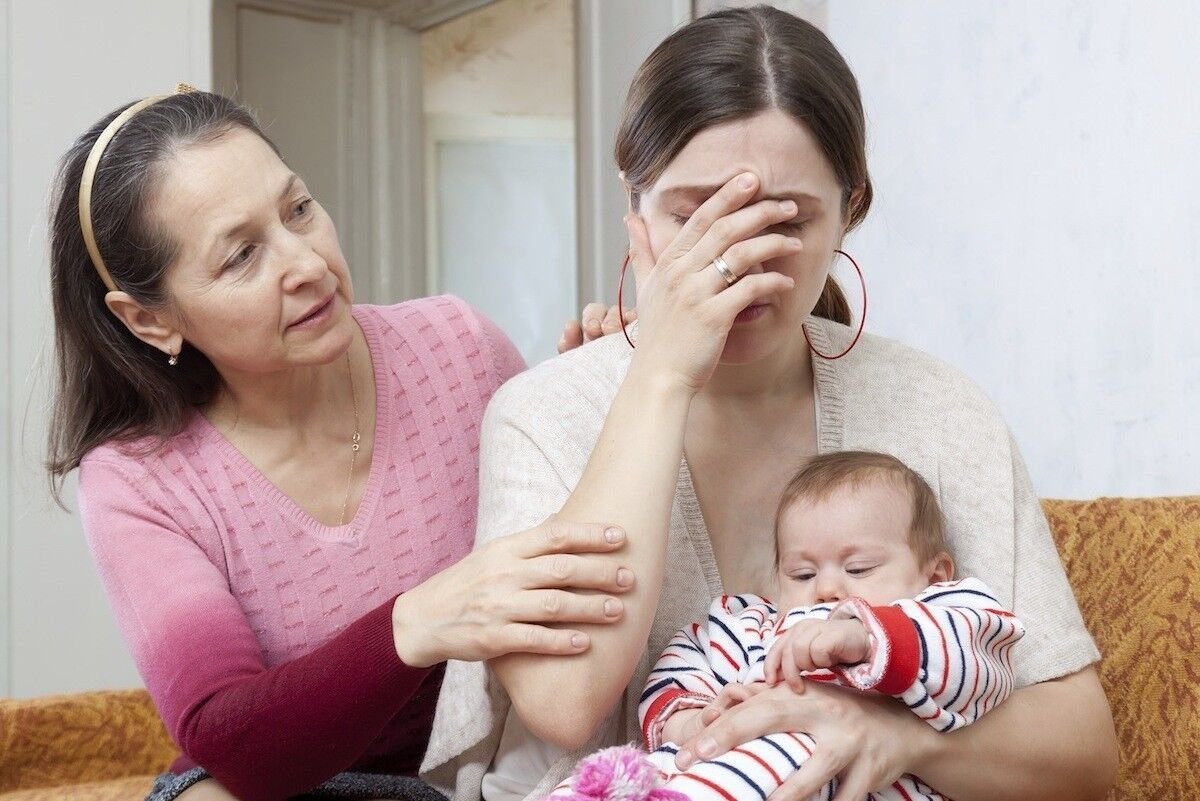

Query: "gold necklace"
<box><xmin>338</xmin><ymin>351</ymin><xmax>362</xmax><ymax>527</ymax></box>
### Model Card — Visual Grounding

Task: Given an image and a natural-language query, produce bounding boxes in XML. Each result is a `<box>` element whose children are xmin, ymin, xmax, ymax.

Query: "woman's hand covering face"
<box><xmin>623</xmin><ymin>171</ymin><xmax>802</xmax><ymax>394</ymax></box>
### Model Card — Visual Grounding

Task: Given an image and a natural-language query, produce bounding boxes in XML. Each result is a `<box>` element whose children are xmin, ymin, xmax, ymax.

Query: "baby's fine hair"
<box><xmin>775</xmin><ymin>450</ymin><xmax>948</xmax><ymax>564</ymax></box>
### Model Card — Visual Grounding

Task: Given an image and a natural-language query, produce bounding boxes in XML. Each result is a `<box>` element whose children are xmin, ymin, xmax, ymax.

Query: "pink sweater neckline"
<box><xmin>185</xmin><ymin>307</ymin><xmax>392</xmax><ymax>543</ymax></box>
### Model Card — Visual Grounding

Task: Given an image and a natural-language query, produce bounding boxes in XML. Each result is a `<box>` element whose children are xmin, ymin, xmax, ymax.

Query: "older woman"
<box><xmin>48</xmin><ymin>90</ymin><xmax>633</xmax><ymax>801</ymax></box>
<box><xmin>424</xmin><ymin>7</ymin><xmax>1117</xmax><ymax>801</ymax></box>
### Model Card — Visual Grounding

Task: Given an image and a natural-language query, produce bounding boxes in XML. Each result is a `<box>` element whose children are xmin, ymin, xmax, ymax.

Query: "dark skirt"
<box><xmin>146</xmin><ymin>768</ymin><xmax>449</xmax><ymax>801</ymax></box>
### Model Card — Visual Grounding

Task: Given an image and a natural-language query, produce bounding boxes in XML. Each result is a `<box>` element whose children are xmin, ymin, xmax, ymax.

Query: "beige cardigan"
<box><xmin>421</xmin><ymin>317</ymin><xmax>1099</xmax><ymax>801</ymax></box>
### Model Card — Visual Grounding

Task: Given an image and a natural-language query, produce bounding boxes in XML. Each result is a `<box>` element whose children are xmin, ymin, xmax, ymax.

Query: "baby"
<box><xmin>550</xmin><ymin>451</ymin><xmax>1024</xmax><ymax>801</ymax></box>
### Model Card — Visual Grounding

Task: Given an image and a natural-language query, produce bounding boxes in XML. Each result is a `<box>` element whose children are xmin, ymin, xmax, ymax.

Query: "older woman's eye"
<box><xmin>669</xmin><ymin>213</ymin><xmax>691</xmax><ymax>227</ymax></box>
<box><xmin>225</xmin><ymin>244</ymin><xmax>256</xmax><ymax>271</ymax></box>
<box><xmin>291</xmin><ymin>197</ymin><xmax>313</xmax><ymax>219</ymax></box>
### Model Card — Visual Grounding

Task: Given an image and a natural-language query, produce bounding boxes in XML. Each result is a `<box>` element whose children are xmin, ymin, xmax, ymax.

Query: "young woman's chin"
<box><xmin>718</xmin><ymin>322</ymin><xmax>781</xmax><ymax>365</ymax></box>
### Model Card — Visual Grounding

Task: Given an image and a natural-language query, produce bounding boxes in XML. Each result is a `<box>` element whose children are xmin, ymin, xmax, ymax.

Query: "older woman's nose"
<box><xmin>279</xmin><ymin>232</ymin><xmax>327</xmax><ymax>291</ymax></box>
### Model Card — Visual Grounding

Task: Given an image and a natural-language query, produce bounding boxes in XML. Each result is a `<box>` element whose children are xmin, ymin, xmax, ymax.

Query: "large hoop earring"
<box><xmin>802</xmin><ymin>249</ymin><xmax>867</xmax><ymax>360</ymax></box>
<box><xmin>617</xmin><ymin>253</ymin><xmax>635</xmax><ymax>350</ymax></box>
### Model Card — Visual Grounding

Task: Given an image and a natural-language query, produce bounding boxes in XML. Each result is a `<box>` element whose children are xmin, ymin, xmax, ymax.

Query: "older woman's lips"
<box><xmin>734</xmin><ymin>303</ymin><xmax>769</xmax><ymax>324</ymax></box>
<box><xmin>289</xmin><ymin>296</ymin><xmax>335</xmax><ymax>330</ymax></box>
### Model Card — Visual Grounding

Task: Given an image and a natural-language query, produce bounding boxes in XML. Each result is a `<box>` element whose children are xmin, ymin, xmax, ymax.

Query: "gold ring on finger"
<box><xmin>712</xmin><ymin>256</ymin><xmax>737</xmax><ymax>286</ymax></box>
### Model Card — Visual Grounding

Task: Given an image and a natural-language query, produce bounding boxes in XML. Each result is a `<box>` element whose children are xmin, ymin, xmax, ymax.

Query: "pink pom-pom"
<box><xmin>551</xmin><ymin>745</ymin><xmax>690</xmax><ymax>801</ymax></box>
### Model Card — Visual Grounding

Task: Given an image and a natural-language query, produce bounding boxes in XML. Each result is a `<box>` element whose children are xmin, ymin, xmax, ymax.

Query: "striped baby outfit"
<box><xmin>563</xmin><ymin>578</ymin><xmax>1022</xmax><ymax>801</ymax></box>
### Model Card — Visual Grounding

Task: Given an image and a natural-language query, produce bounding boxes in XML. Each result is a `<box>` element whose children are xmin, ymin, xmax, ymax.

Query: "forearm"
<box><xmin>912</xmin><ymin>667</ymin><xmax>1117</xmax><ymax>801</ymax></box>
<box><xmin>493</xmin><ymin>364</ymin><xmax>692</xmax><ymax>748</ymax></box>
<box><xmin>178</xmin><ymin>596</ymin><xmax>430</xmax><ymax>801</ymax></box>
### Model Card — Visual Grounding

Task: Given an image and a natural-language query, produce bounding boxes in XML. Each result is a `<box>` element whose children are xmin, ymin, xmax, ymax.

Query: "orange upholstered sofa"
<box><xmin>1</xmin><ymin>497</ymin><xmax>1197</xmax><ymax>800</ymax></box>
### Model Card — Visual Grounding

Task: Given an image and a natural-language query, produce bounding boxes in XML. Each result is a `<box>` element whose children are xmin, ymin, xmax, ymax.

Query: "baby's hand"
<box><xmin>662</xmin><ymin>683</ymin><xmax>764</xmax><ymax>744</ymax></box>
<box><xmin>764</xmin><ymin>618</ymin><xmax>870</xmax><ymax>691</ymax></box>
<box><xmin>660</xmin><ymin>707</ymin><xmax>706</xmax><ymax>745</ymax></box>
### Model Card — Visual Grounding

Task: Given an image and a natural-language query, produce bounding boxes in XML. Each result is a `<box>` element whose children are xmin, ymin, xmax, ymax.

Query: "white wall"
<box><xmin>828</xmin><ymin>2</ymin><xmax>1199</xmax><ymax>498</ymax></box>
<box><xmin>2</xmin><ymin>0</ymin><xmax>212</xmax><ymax>697</ymax></box>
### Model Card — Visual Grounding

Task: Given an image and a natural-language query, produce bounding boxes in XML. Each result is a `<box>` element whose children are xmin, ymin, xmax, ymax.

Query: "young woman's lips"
<box><xmin>289</xmin><ymin>296</ymin><xmax>334</xmax><ymax>330</ymax></box>
<box><xmin>734</xmin><ymin>303</ymin><xmax>770</xmax><ymax>324</ymax></box>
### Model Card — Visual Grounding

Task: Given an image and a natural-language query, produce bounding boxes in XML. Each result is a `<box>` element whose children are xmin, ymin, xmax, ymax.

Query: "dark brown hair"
<box><xmin>46</xmin><ymin>91</ymin><xmax>278</xmax><ymax>503</ymax></box>
<box><xmin>775</xmin><ymin>451</ymin><xmax>948</xmax><ymax>564</ymax></box>
<box><xmin>614</xmin><ymin>5</ymin><xmax>873</xmax><ymax>325</ymax></box>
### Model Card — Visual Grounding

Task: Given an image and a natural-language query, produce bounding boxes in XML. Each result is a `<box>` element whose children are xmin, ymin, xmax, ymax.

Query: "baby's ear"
<box><xmin>926</xmin><ymin>552</ymin><xmax>955</xmax><ymax>584</ymax></box>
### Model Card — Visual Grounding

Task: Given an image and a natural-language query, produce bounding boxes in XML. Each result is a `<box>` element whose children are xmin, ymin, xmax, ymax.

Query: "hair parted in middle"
<box><xmin>775</xmin><ymin>450</ymin><xmax>949</xmax><ymax>565</ymax></box>
<box><xmin>614</xmin><ymin>4</ymin><xmax>873</xmax><ymax>327</ymax></box>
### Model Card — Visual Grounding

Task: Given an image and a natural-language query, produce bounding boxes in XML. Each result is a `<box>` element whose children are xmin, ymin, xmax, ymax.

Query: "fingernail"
<box><xmin>571</xmin><ymin>633</ymin><xmax>588</xmax><ymax>649</ymax></box>
<box><xmin>617</xmin><ymin>568</ymin><xmax>634</xmax><ymax>587</ymax></box>
<box><xmin>779</xmin><ymin>200</ymin><xmax>797</xmax><ymax>213</ymax></box>
<box><xmin>738</xmin><ymin>173</ymin><xmax>755</xmax><ymax>189</ymax></box>
<box><xmin>675</xmin><ymin>750</ymin><xmax>694</xmax><ymax>769</ymax></box>
<box><xmin>789</xmin><ymin>237</ymin><xmax>803</xmax><ymax>248</ymax></box>
<box><xmin>696</xmin><ymin>738</ymin><xmax>717</xmax><ymax>758</ymax></box>
<box><xmin>604</xmin><ymin>598</ymin><xmax>622</xmax><ymax>616</ymax></box>
<box><xmin>605</xmin><ymin>527</ymin><xmax>624</xmax><ymax>544</ymax></box>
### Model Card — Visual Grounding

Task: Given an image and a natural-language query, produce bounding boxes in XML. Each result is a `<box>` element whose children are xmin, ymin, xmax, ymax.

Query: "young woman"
<box><xmin>424</xmin><ymin>8</ymin><xmax>1117</xmax><ymax>801</ymax></box>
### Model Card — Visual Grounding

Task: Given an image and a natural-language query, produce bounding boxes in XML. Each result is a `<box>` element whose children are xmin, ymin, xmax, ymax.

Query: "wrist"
<box><xmin>847</xmin><ymin>618</ymin><xmax>870</xmax><ymax>658</ymax></box>
<box><xmin>624</xmin><ymin>357</ymin><xmax>698</xmax><ymax>406</ymax></box>
<box><xmin>391</xmin><ymin>593</ymin><xmax>438</xmax><ymax>668</ymax></box>
<box><xmin>907</xmin><ymin>715</ymin><xmax>949</xmax><ymax>776</ymax></box>
<box><xmin>661</xmin><ymin>708</ymin><xmax>702</xmax><ymax>743</ymax></box>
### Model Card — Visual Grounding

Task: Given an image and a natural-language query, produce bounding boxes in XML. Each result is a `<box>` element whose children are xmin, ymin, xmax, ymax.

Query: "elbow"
<box><xmin>511</xmin><ymin>685</ymin><xmax>618</xmax><ymax>751</ymax></box>
<box><xmin>176</xmin><ymin>711</ymin><xmax>290</xmax><ymax>801</ymax></box>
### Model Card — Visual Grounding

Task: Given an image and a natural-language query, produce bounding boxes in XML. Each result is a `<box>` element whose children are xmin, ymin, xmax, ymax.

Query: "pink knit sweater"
<box><xmin>78</xmin><ymin>297</ymin><xmax>525</xmax><ymax>801</ymax></box>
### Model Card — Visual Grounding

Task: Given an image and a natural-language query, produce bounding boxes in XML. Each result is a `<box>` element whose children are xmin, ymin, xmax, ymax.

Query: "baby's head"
<box><xmin>774</xmin><ymin>451</ymin><xmax>954</xmax><ymax>609</ymax></box>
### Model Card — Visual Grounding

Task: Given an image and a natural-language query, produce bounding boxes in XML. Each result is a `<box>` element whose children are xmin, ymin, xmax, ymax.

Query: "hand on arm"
<box><xmin>392</xmin><ymin>518</ymin><xmax>633</xmax><ymax>666</ymax></box>
<box><xmin>558</xmin><ymin>303</ymin><xmax>637</xmax><ymax>353</ymax></box>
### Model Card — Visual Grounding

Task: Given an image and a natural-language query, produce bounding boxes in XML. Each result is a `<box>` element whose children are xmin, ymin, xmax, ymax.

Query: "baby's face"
<box><xmin>775</xmin><ymin>479</ymin><xmax>937</xmax><ymax>609</ymax></box>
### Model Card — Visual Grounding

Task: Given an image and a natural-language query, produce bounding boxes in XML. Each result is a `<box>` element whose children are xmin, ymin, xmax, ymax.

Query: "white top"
<box><xmin>421</xmin><ymin>317</ymin><xmax>1100</xmax><ymax>801</ymax></box>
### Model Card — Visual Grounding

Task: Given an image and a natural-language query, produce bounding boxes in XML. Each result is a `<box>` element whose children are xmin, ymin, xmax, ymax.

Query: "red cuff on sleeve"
<box><xmin>642</xmin><ymin>688</ymin><xmax>692</xmax><ymax>748</ymax></box>
<box><xmin>871</xmin><ymin>605</ymin><xmax>921</xmax><ymax>695</ymax></box>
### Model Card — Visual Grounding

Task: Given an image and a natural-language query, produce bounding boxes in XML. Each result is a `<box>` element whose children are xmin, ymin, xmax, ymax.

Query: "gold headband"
<box><xmin>78</xmin><ymin>83</ymin><xmax>198</xmax><ymax>292</ymax></box>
